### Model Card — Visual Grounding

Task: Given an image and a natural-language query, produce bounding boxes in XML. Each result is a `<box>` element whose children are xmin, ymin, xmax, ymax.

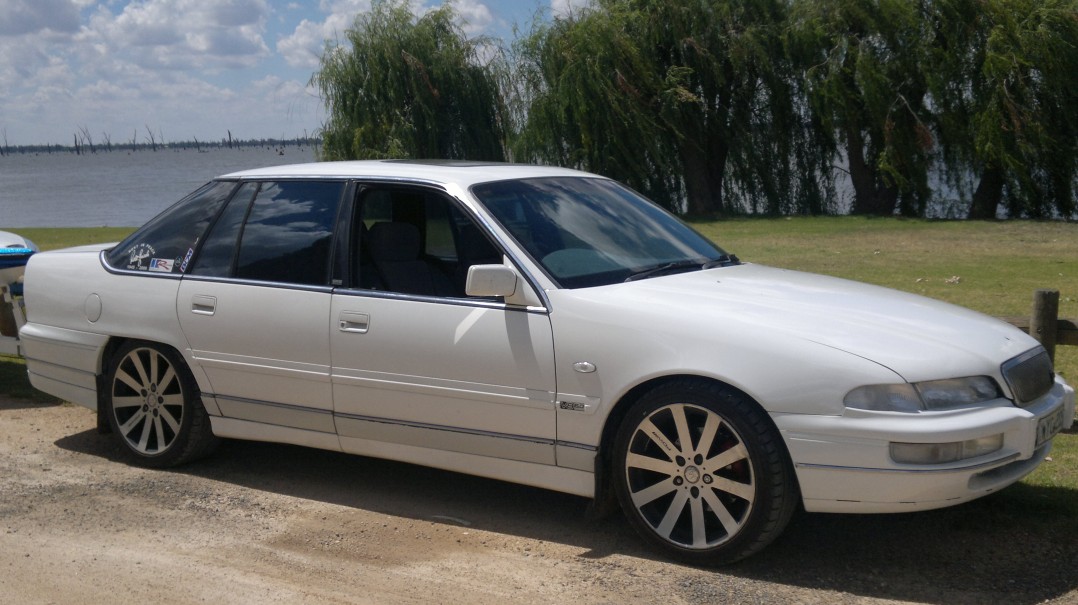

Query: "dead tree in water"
<box><xmin>227</xmin><ymin>129</ymin><xmax>233</xmax><ymax>149</ymax></box>
<box><xmin>74</xmin><ymin>133</ymin><xmax>81</xmax><ymax>155</ymax></box>
<box><xmin>102</xmin><ymin>132</ymin><xmax>112</xmax><ymax>152</ymax></box>
<box><xmin>145</xmin><ymin>125</ymin><xmax>157</xmax><ymax>151</ymax></box>
<box><xmin>78</xmin><ymin>126</ymin><xmax>96</xmax><ymax>153</ymax></box>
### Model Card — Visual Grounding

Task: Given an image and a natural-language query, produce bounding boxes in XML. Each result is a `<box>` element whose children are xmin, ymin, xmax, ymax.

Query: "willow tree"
<box><xmin>514</xmin><ymin>0</ymin><xmax>815</xmax><ymax>215</ymax></box>
<box><xmin>313</xmin><ymin>0</ymin><xmax>507</xmax><ymax>161</ymax></box>
<box><xmin>789</xmin><ymin>0</ymin><xmax>934</xmax><ymax>216</ymax></box>
<box><xmin>510</xmin><ymin>4</ymin><xmax>679</xmax><ymax>208</ymax></box>
<box><xmin>927</xmin><ymin>0</ymin><xmax>1078</xmax><ymax>219</ymax></box>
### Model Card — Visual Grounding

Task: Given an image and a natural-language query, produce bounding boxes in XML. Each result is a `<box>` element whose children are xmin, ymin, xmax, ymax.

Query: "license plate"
<box><xmin>1036</xmin><ymin>407</ymin><xmax>1065</xmax><ymax>447</ymax></box>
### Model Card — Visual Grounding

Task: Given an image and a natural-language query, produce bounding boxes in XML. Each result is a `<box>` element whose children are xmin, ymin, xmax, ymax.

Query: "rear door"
<box><xmin>177</xmin><ymin>180</ymin><xmax>346</xmax><ymax>433</ymax></box>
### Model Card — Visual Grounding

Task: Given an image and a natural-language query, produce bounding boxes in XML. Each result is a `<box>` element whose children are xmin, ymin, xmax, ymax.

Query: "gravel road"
<box><xmin>2</xmin><ymin>396</ymin><xmax>1076</xmax><ymax>604</ymax></box>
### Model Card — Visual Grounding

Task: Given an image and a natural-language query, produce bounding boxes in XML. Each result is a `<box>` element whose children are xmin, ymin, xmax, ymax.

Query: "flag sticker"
<box><xmin>149</xmin><ymin>258</ymin><xmax>173</xmax><ymax>273</ymax></box>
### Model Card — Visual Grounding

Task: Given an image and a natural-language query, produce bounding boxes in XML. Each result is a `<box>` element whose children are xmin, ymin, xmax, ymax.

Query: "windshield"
<box><xmin>471</xmin><ymin>177</ymin><xmax>732</xmax><ymax>288</ymax></box>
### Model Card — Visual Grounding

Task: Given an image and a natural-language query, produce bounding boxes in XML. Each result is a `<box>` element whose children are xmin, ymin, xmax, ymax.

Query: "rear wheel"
<box><xmin>105</xmin><ymin>341</ymin><xmax>218</xmax><ymax>467</ymax></box>
<box><xmin>613</xmin><ymin>380</ymin><xmax>797</xmax><ymax>565</ymax></box>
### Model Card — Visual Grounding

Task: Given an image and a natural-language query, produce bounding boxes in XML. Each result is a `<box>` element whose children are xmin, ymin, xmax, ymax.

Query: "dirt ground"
<box><xmin>2</xmin><ymin>396</ymin><xmax>1076</xmax><ymax>605</ymax></box>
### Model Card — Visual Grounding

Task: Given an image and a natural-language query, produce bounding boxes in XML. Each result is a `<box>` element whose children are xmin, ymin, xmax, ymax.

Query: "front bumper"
<box><xmin>775</xmin><ymin>376</ymin><xmax>1075</xmax><ymax>513</ymax></box>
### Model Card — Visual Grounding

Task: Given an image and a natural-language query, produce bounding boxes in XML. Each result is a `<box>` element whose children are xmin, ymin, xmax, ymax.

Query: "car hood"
<box><xmin>609</xmin><ymin>263</ymin><xmax>1037</xmax><ymax>383</ymax></box>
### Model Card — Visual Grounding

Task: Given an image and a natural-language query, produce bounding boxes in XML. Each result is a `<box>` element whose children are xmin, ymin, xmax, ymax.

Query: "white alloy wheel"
<box><xmin>106</xmin><ymin>341</ymin><xmax>218</xmax><ymax>467</ymax></box>
<box><xmin>613</xmin><ymin>380</ymin><xmax>797</xmax><ymax>565</ymax></box>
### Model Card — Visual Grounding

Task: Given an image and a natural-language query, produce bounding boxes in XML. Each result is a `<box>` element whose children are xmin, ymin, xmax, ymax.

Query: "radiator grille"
<box><xmin>1001</xmin><ymin>349</ymin><xmax>1054</xmax><ymax>407</ymax></box>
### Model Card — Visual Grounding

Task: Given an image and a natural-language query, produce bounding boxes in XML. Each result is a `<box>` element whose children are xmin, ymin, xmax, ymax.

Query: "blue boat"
<box><xmin>0</xmin><ymin>230</ymin><xmax>37</xmax><ymax>295</ymax></box>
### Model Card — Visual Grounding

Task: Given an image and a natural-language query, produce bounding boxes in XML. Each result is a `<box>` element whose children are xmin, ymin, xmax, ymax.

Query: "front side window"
<box><xmin>355</xmin><ymin>187</ymin><xmax>501</xmax><ymax>297</ymax></box>
<box><xmin>106</xmin><ymin>180</ymin><xmax>237</xmax><ymax>273</ymax></box>
<box><xmin>472</xmin><ymin>177</ymin><xmax>730</xmax><ymax>288</ymax></box>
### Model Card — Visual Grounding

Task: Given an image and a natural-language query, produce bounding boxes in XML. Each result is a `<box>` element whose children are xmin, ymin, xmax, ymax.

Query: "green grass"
<box><xmin>0</xmin><ymin>354</ymin><xmax>61</xmax><ymax>403</ymax></box>
<box><xmin>17</xmin><ymin>227</ymin><xmax>134</xmax><ymax>252</ymax></box>
<box><xmin>3</xmin><ymin>221</ymin><xmax>1076</xmax><ymax>521</ymax></box>
<box><xmin>693</xmin><ymin>217</ymin><xmax>1078</xmax><ymax>383</ymax></box>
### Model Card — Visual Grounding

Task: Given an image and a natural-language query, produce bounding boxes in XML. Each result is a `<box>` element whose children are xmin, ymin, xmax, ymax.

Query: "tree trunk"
<box><xmin>846</xmin><ymin>125</ymin><xmax>898</xmax><ymax>215</ymax></box>
<box><xmin>681</xmin><ymin>139</ymin><xmax>727</xmax><ymax>216</ymax></box>
<box><xmin>969</xmin><ymin>164</ymin><xmax>1003</xmax><ymax>219</ymax></box>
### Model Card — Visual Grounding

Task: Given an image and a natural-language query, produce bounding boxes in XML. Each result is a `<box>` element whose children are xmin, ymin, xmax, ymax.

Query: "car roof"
<box><xmin>219</xmin><ymin>160</ymin><xmax>597</xmax><ymax>188</ymax></box>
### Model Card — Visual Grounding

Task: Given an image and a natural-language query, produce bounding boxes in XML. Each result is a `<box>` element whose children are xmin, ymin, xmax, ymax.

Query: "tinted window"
<box><xmin>188</xmin><ymin>182</ymin><xmax>258</xmax><ymax>277</ymax></box>
<box><xmin>107</xmin><ymin>180</ymin><xmax>236</xmax><ymax>273</ymax></box>
<box><xmin>234</xmin><ymin>181</ymin><xmax>344</xmax><ymax>285</ymax></box>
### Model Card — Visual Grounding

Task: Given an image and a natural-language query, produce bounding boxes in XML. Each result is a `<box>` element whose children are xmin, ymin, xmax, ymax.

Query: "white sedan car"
<box><xmin>21</xmin><ymin>161</ymin><xmax>1075</xmax><ymax>564</ymax></box>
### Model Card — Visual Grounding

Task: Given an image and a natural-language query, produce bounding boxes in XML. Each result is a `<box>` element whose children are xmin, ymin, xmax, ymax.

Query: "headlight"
<box><xmin>844</xmin><ymin>376</ymin><xmax>1002</xmax><ymax>412</ymax></box>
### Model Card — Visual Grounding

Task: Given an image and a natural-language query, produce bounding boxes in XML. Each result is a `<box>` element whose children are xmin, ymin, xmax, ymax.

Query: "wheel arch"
<box><xmin>590</xmin><ymin>373</ymin><xmax>796</xmax><ymax>518</ymax></box>
<box><xmin>94</xmin><ymin>336</ymin><xmax>195</xmax><ymax>434</ymax></box>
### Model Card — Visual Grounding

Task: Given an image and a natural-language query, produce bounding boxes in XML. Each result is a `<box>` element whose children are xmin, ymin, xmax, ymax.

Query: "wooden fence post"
<box><xmin>1030</xmin><ymin>289</ymin><xmax>1060</xmax><ymax>362</ymax></box>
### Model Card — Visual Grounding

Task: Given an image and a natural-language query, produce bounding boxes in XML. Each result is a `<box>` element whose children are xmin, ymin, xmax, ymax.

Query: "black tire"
<box><xmin>104</xmin><ymin>341</ymin><xmax>219</xmax><ymax>467</ymax></box>
<box><xmin>612</xmin><ymin>379</ymin><xmax>798</xmax><ymax>565</ymax></box>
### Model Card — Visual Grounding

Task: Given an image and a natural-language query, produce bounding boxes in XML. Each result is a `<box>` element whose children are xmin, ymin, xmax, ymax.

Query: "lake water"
<box><xmin>0</xmin><ymin>146</ymin><xmax>318</xmax><ymax>228</ymax></box>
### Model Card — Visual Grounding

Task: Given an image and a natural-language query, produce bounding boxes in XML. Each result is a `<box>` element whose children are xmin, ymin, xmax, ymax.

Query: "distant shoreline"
<box><xmin>0</xmin><ymin>137</ymin><xmax>320</xmax><ymax>157</ymax></box>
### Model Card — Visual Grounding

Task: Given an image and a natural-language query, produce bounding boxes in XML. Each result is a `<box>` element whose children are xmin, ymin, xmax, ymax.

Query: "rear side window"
<box><xmin>188</xmin><ymin>182</ymin><xmax>258</xmax><ymax>277</ymax></box>
<box><xmin>188</xmin><ymin>180</ymin><xmax>345</xmax><ymax>286</ymax></box>
<box><xmin>107</xmin><ymin>180</ymin><xmax>236</xmax><ymax>273</ymax></box>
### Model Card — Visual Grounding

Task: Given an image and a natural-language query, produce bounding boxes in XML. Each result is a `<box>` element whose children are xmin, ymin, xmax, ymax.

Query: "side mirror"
<box><xmin>466</xmin><ymin>264</ymin><xmax>518</xmax><ymax>298</ymax></box>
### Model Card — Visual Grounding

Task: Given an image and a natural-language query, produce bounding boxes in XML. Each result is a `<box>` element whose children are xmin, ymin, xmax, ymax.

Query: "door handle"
<box><xmin>191</xmin><ymin>295</ymin><xmax>217</xmax><ymax>316</ymax></box>
<box><xmin>338</xmin><ymin>311</ymin><xmax>369</xmax><ymax>333</ymax></box>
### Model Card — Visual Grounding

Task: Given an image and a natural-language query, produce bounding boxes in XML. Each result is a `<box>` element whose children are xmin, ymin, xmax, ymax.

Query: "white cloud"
<box><xmin>82</xmin><ymin>0</ymin><xmax>272</xmax><ymax>70</ymax></box>
<box><xmin>454</xmin><ymin>0</ymin><xmax>494</xmax><ymax>36</ymax></box>
<box><xmin>0</xmin><ymin>0</ymin><xmax>515</xmax><ymax>145</ymax></box>
<box><xmin>551</xmin><ymin>0</ymin><xmax>591</xmax><ymax>19</ymax></box>
<box><xmin>276</xmin><ymin>1</ymin><xmax>494</xmax><ymax>68</ymax></box>
<box><xmin>277</xmin><ymin>18</ymin><xmax>333</xmax><ymax>69</ymax></box>
<box><xmin>0</xmin><ymin>0</ymin><xmax>80</xmax><ymax>36</ymax></box>
<box><xmin>277</xmin><ymin>0</ymin><xmax>371</xmax><ymax>69</ymax></box>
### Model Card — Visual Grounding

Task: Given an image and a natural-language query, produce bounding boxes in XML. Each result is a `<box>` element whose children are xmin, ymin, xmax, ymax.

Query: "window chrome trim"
<box><xmin>331</xmin><ymin>286</ymin><xmax>549</xmax><ymax>314</ymax></box>
<box><xmin>177</xmin><ymin>274</ymin><xmax>336</xmax><ymax>293</ymax></box>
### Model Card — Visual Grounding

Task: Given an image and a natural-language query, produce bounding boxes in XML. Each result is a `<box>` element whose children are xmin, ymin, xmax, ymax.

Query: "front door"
<box><xmin>330</xmin><ymin>185</ymin><xmax>557</xmax><ymax>464</ymax></box>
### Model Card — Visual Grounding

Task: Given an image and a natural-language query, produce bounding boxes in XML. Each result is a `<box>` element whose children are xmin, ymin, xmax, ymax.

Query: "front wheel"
<box><xmin>612</xmin><ymin>380</ymin><xmax>798</xmax><ymax>565</ymax></box>
<box><xmin>105</xmin><ymin>341</ymin><xmax>218</xmax><ymax>467</ymax></box>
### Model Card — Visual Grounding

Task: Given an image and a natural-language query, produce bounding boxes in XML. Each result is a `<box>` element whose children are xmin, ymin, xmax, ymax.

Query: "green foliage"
<box><xmin>312</xmin><ymin>0</ymin><xmax>507</xmax><ymax>161</ymax></box>
<box><xmin>512</xmin><ymin>0</ymin><xmax>832</xmax><ymax>216</ymax></box>
<box><xmin>789</xmin><ymin>0</ymin><xmax>935</xmax><ymax>216</ymax></box>
<box><xmin>929</xmin><ymin>0</ymin><xmax>1078</xmax><ymax>219</ymax></box>
<box><xmin>308</xmin><ymin>0</ymin><xmax>1077</xmax><ymax>219</ymax></box>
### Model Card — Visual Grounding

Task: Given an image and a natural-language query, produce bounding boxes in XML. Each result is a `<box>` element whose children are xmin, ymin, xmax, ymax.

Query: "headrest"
<box><xmin>368</xmin><ymin>222</ymin><xmax>422</xmax><ymax>262</ymax></box>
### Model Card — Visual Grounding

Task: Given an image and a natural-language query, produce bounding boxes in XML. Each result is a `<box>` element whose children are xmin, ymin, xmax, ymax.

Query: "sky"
<box><xmin>0</xmin><ymin>0</ymin><xmax>588</xmax><ymax>147</ymax></box>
